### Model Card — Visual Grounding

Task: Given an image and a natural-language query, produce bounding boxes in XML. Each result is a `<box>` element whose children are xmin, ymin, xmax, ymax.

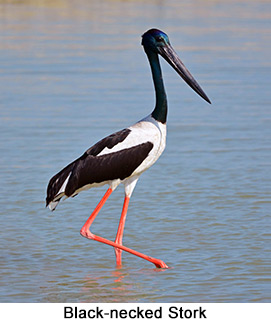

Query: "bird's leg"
<box><xmin>114</xmin><ymin>195</ymin><xmax>130</xmax><ymax>267</ymax></box>
<box><xmin>80</xmin><ymin>188</ymin><xmax>113</xmax><ymax>239</ymax></box>
<box><xmin>86</xmin><ymin>233</ymin><xmax>169</xmax><ymax>269</ymax></box>
<box><xmin>80</xmin><ymin>188</ymin><xmax>168</xmax><ymax>269</ymax></box>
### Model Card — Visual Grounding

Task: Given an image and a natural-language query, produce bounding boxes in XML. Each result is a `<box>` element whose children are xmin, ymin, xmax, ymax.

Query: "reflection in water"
<box><xmin>112</xmin><ymin>269</ymin><xmax>126</xmax><ymax>284</ymax></box>
<box><xmin>80</xmin><ymin>269</ymin><xmax>139</xmax><ymax>302</ymax></box>
<box><xmin>77</xmin><ymin>265</ymin><xmax>170</xmax><ymax>302</ymax></box>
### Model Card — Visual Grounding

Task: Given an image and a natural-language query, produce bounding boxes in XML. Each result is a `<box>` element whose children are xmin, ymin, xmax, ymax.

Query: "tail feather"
<box><xmin>46</xmin><ymin>161</ymin><xmax>74</xmax><ymax>210</ymax></box>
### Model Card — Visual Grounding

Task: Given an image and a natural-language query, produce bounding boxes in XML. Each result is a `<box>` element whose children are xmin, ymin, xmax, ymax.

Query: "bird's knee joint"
<box><xmin>80</xmin><ymin>228</ymin><xmax>94</xmax><ymax>240</ymax></box>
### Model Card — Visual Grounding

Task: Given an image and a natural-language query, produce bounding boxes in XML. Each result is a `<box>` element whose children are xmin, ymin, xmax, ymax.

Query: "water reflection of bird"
<box><xmin>46</xmin><ymin>29</ymin><xmax>211</xmax><ymax>269</ymax></box>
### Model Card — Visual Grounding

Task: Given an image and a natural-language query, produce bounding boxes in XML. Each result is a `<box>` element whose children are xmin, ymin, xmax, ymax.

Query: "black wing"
<box><xmin>86</xmin><ymin>128</ymin><xmax>131</xmax><ymax>156</ymax></box>
<box><xmin>46</xmin><ymin>128</ymin><xmax>153</xmax><ymax>206</ymax></box>
<box><xmin>65</xmin><ymin>141</ymin><xmax>153</xmax><ymax>196</ymax></box>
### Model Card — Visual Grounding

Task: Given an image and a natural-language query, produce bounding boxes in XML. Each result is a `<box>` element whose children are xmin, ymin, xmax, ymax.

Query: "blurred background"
<box><xmin>0</xmin><ymin>0</ymin><xmax>270</xmax><ymax>302</ymax></box>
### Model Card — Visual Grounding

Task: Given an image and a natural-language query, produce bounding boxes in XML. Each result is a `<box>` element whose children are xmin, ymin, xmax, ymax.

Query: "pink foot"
<box><xmin>150</xmin><ymin>257</ymin><xmax>169</xmax><ymax>269</ymax></box>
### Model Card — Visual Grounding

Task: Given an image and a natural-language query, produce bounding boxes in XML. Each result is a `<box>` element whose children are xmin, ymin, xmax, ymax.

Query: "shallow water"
<box><xmin>0</xmin><ymin>0</ymin><xmax>270</xmax><ymax>302</ymax></box>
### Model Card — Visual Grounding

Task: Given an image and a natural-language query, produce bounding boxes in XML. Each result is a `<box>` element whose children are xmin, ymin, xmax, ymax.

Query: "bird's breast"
<box><xmin>95</xmin><ymin>114</ymin><xmax>166</xmax><ymax>178</ymax></box>
<box><xmin>127</xmin><ymin>115</ymin><xmax>167</xmax><ymax>175</ymax></box>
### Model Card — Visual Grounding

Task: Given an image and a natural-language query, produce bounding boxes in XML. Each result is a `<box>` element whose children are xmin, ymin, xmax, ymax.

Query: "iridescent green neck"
<box><xmin>146</xmin><ymin>50</ymin><xmax>167</xmax><ymax>124</ymax></box>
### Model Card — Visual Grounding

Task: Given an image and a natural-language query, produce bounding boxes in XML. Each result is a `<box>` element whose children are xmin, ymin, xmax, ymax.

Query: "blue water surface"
<box><xmin>0</xmin><ymin>0</ymin><xmax>270</xmax><ymax>302</ymax></box>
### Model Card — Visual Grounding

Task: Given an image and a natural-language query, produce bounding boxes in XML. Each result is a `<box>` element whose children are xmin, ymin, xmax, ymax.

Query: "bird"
<box><xmin>46</xmin><ymin>28</ymin><xmax>211</xmax><ymax>269</ymax></box>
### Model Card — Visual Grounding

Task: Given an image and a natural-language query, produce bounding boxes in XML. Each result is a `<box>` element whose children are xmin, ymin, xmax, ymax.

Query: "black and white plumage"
<box><xmin>46</xmin><ymin>29</ymin><xmax>211</xmax><ymax>269</ymax></box>
<box><xmin>46</xmin><ymin>116</ymin><xmax>164</xmax><ymax>211</ymax></box>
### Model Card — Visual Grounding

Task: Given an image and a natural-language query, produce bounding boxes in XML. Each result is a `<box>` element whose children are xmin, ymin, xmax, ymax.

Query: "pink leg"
<box><xmin>114</xmin><ymin>195</ymin><xmax>129</xmax><ymax>267</ymax></box>
<box><xmin>80</xmin><ymin>189</ymin><xmax>168</xmax><ymax>269</ymax></box>
<box><xmin>80</xmin><ymin>188</ymin><xmax>113</xmax><ymax>235</ymax></box>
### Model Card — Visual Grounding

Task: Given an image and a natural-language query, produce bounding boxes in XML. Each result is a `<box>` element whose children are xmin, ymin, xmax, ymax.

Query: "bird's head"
<box><xmin>141</xmin><ymin>28</ymin><xmax>170</xmax><ymax>53</ymax></box>
<box><xmin>141</xmin><ymin>28</ymin><xmax>211</xmax><ymax>104</ymax></box>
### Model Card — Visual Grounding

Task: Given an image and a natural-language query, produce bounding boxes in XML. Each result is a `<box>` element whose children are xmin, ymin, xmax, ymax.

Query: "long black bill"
<box><xmin>159</xmin><ymin>45</ymin><xmax>211</xmax><ymax>104</ymax></box>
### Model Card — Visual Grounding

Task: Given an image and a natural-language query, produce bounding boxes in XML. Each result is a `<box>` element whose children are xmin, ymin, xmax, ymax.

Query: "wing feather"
<box><xmin>65</xmin><ymin>142</ymin><xmax>153</xmax><ymax>196</ymax></box>
<box><xmin>46</xmin><ymin>128</ymin><xmax>131</xmax><ymax>207</ymax></box>
<box><xmin>46</xmin><ymin>127</ymin><xmax>153</xmax><ymax>209</ymax></box>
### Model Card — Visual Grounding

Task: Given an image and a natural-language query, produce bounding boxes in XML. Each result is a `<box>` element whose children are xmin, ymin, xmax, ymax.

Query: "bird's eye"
<box><xmin>156</xmin><ymin>36</ymin><xmax>163</xmax><ymax>42</ymax></box>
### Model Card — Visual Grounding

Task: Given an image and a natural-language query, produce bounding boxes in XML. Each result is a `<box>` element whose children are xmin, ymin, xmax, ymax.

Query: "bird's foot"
<box><xmin>80</xmin><ymin>228</ymin><xmax>95</xmax><ymax>240</ymax></box>
<box><xmin>152</xmin><ymin>258</ymin><xmax>169</xmax><ymax>269</ymax></box>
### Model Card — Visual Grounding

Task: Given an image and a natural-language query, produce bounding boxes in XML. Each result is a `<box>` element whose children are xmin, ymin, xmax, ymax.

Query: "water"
<box><xmin>0</xmin><ymin>0</ymin><xmax>270</xmax><ymax>302</ymax></box>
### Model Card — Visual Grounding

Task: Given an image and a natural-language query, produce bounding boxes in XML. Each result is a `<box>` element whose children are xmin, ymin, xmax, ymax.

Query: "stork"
<box><xmin>46</xmin><ymin>29</ymin><xmax>211</xmax><ymax>269</ymax></box>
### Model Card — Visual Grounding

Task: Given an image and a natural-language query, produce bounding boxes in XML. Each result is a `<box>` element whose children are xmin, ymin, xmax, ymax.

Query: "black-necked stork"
<box><xmin>46</xmin><ymin>29</ymin><xmax>211</xmax><ymax>269</ymax></box>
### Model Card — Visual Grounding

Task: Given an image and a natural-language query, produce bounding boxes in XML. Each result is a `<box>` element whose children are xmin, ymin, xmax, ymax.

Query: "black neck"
<box><xmin>146</xmin><ymin>50</ymin><xmax>167</xmax><ymax>124</ymax></box>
